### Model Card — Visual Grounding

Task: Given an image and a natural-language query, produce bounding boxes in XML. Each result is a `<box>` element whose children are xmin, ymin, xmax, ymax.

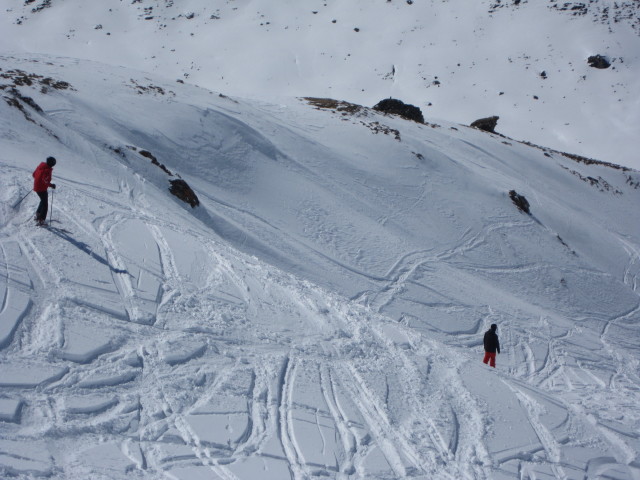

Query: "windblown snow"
<box><xmin>1</xmin><ymin>52</ymin><xmax>639</xmax><ymax>480</ymax></box>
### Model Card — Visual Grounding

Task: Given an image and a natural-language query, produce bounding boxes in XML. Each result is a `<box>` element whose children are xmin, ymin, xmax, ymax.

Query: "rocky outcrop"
<box><xmin>138</xmin><ymin>149</ymin><xmax>172</xmax><ymax>176</ymax></box>
<box><xmin>470</xmin><ymin>116</ymin><xmax>499</xmax><ymax>133</ymax></box>
<box><xmin>373</xmin><ymin>98</ymin><xmax>424</xmax><ymax>124</ymax></box>
<box><xmin>509</xmin><ymin>190</ymin><xmax>530</xmax><ymax>214</ymax></box>
<box><xmin>587</xmin><ymin>55</ymin><xmax>611</xmax><ymax>69</ymax></box>
<box><xmin>169</xmin><ymin>179</ymin><xmax>200</xmax><ymax>208</ymax></box>
<box><xmin>127</xmin><ymin>146</ymin><xmax>200</xmax><ymax>208</ymax></box>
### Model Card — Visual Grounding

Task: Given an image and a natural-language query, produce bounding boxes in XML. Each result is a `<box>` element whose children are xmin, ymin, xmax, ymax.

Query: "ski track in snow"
<box><xmin>1</xmin><ymin>55</ymin><xmax>640</xmax><ymax>480</ymax></box>
<box><xmin>2</xmin><ymin>164</ymin><xmax>639</xmax><ymax>479</ymax></box>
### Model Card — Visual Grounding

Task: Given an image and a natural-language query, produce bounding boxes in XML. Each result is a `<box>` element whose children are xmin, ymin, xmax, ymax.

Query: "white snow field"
<box><xmin>1</xmin><ymin>54</ymin><xmax>640</xmax><ymax>479</ymax></box>
<box><xmin>0</xmin><ymin>0</ymin><xmax>639</xmax><ymax>170</ymax></box>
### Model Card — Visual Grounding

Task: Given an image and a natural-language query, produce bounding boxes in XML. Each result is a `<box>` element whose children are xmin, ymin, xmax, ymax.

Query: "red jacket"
<box><xmin>33</xmin><ymin>162</ymin><xmax>53</xmax><ymax>192</ymax></box>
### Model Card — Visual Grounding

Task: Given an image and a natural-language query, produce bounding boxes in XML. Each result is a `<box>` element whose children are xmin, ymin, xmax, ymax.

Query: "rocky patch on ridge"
<box><xmin>489</xmin><ymin>1</ymin><xmax>639</xmax><ymax>33</ymax></box>
<box><xmin>124</xmin><ymin>146</ymin><xmax>200</xmax><ymax>208</ymax></box>
<box><xmin>373</xmin><ymin>98</ymin><xmax>425</xmax><ymax>124</ymax></box>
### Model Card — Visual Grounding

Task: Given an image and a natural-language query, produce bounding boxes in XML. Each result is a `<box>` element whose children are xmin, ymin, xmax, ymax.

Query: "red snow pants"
<box><xmin>483</xmin><ymin>352</ymin><xmax>496</xmax><ymax>368</ymax></box>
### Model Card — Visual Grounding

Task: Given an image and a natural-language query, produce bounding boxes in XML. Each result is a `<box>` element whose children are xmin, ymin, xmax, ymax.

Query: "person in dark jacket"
<box><xmin>483</xmin><ymin>323</ymin><xmax>500</xmax><ymax>368</ymax></box>
<box><xmin>33</xmin><ymin>156</ymin><xmax>57</xmax><ymax>225</ymax></box>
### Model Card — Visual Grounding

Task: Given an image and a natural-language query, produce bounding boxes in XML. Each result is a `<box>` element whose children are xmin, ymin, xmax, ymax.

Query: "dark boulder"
<box><xmin>373</xmin><ymin>98</ymin><xmax>424</xmax><ymax>123</ymax></box>
<box><xmin>509</xmin><ymin>190</ymin><xmax>530</xmax><ymax>215</ymax></box>
<box><xmin>470</xmin><ymin>115</ymin><xmax>499</xmax><ymax>133</ymax></box>
<box><xmin>587</xmin><ymin>55</ymin><xmax>611</xmax><ymax>69</ymax></box>
<box><xmin>169</xmin><ymin>179</ymin><xmax>200</xmax><ymax>208</ymax></box>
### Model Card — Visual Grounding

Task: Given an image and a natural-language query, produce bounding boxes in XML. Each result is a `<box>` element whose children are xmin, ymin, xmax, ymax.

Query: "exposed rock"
<box><xmin>509</xmin><ymin>190</ymin><xmax>530</xmax><ymax>214</ymax></box>
<box><xmin>4</xmin><ymin>96</ymin><xmax>35</xmax><ymax>123</ymax></box>
<box><xmin>560</xmin><ymin>167</ymin><xmax>623</xmax><ymax>194</ymax></box>
<box><xmin>470</xmin><ymin>115</ymin><xmax>499</xmax><ymax>133</ymax></box>
<box><xmin>0</xmin><ymin>69</ymin><xmax>72</xmax><ymax>92</ymax></box>
<box><xmin>520</xmin><ymin>140</ymin><xmax>630</xmax><ymax>171</ymax></box>
<box><xmin>373</xmin><ymin>98</ymin><xmax>424</xmax><ymax>124</ymax></box>
<box><xmin>556</xmin><ymin>235</ymin><xmax>576</xmax><ymax>255</ymax></box>
<box><xmin>304</xmin><ymin>97</ymin><xmax>363</xmax><ymax>115</ymax></box>
<box><xmin>6</xmin><ymin>88</ymin><xmax>43</xmax><ymax>113</ymax></box>
<box><xmin>360</xmin><ymin>121</ymin><xmax>401</xmax><ymax>141</ymax></box>
<box><xmin>491</xmin><ymin>2</ymin><xmax>639</xmax><ymax>34</ymax></box>
<box><xmin>138</xmin><ymin>149</ymin><xmax>173</xmax><ymax>176</ymax></box>
<box><xmin>30</xmin><ymin>0</ymin><xmax>52</xmax><ymax>14</ymax></box>
<box><xmin>129</xmin><ymin>79</ymin><xmax>170</xmax><ymax>96</ymax></box>
<box><xmin>169</xmin><ymin>179</ymin><xmax>199</xmax><ymax>208</ymax></box>
<box><xmin>124</xmin><ymin>146</ymin><xmax>199</xmax><ymax>207</ymax></box>
<box><xmin>587</xmin><ymin>55</ymin><xmax>611</xmax><ymax>69</ymax></box>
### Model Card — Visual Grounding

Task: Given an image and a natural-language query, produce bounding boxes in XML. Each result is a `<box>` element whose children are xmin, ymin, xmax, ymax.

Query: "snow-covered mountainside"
<box><xmin>1</xmin><ymin>53</ymin><xmax>639</xmax><ymax>479</ymax></box>
<box><xmin>1</xmin><ymin>0</ymin><xmax>639</xmax><ymax>170</ymax></box>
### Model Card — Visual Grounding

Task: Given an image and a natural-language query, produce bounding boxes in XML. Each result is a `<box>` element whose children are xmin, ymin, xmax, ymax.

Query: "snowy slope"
<box><xmin>1</xmin><ymin>54</ymin><xmax>640</xmax><ymax>479</ymax></box>
<box><xmin>0</xmin><ymin>0</ymin><xmax>639</xmax><ymax>170</ymax></box>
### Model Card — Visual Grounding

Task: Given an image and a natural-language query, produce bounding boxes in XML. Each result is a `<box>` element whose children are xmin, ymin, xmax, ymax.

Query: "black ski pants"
<box><xmin>35</xmin><ymin>191</ymin><xmax>48</xmax><ymax>221</ymax></box>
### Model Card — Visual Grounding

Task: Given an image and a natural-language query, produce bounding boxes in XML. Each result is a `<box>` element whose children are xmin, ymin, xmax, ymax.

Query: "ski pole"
<box><xmin>49</xmin><ymin>189</ymin><xmax>54</xmax><ymax>224</ymax></box>
<box><xmin>12</xmin><ymin>190</ymin><xmax>31</xmax><ymax>209</ymax></box>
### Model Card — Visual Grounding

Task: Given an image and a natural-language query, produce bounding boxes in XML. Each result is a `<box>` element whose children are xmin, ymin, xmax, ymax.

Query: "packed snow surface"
<box><xmin>1</xmin><ymin>55</ymin><xmax>640</xmax><ymax>479</ymax></box>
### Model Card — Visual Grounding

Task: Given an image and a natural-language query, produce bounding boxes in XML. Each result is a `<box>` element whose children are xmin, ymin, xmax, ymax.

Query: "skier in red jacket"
<box><xmin>32</xmin><ymin>156</ymin><xmax>57</xmax><ymax>225</ymax></box>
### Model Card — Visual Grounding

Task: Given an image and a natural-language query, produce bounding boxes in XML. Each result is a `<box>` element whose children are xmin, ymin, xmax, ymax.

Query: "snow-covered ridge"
<box><xmin>1</xmin><ymin>54</ymin><xmax>640</xmax><ymax>479</ymax></box>
<box><xmin>1</xmin><ymin>0</ymin><xmax>639</xmax><ymax>170</ymax></box>
<box><xmin>13</xmin><ymin>0</ymin><xmax>640</xmax><ymax>32</ymax></box>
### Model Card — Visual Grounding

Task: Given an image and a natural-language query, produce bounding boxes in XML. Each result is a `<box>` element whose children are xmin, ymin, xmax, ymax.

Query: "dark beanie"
<box><xmin>491</xmin><ymin>324</ymin><xmax>497</xmax><ymax>331</ymax></box>
<box><xmin>46</xmin><ymin>156</ymin><xmax>56</xmax><ymax>167</ymax></box>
